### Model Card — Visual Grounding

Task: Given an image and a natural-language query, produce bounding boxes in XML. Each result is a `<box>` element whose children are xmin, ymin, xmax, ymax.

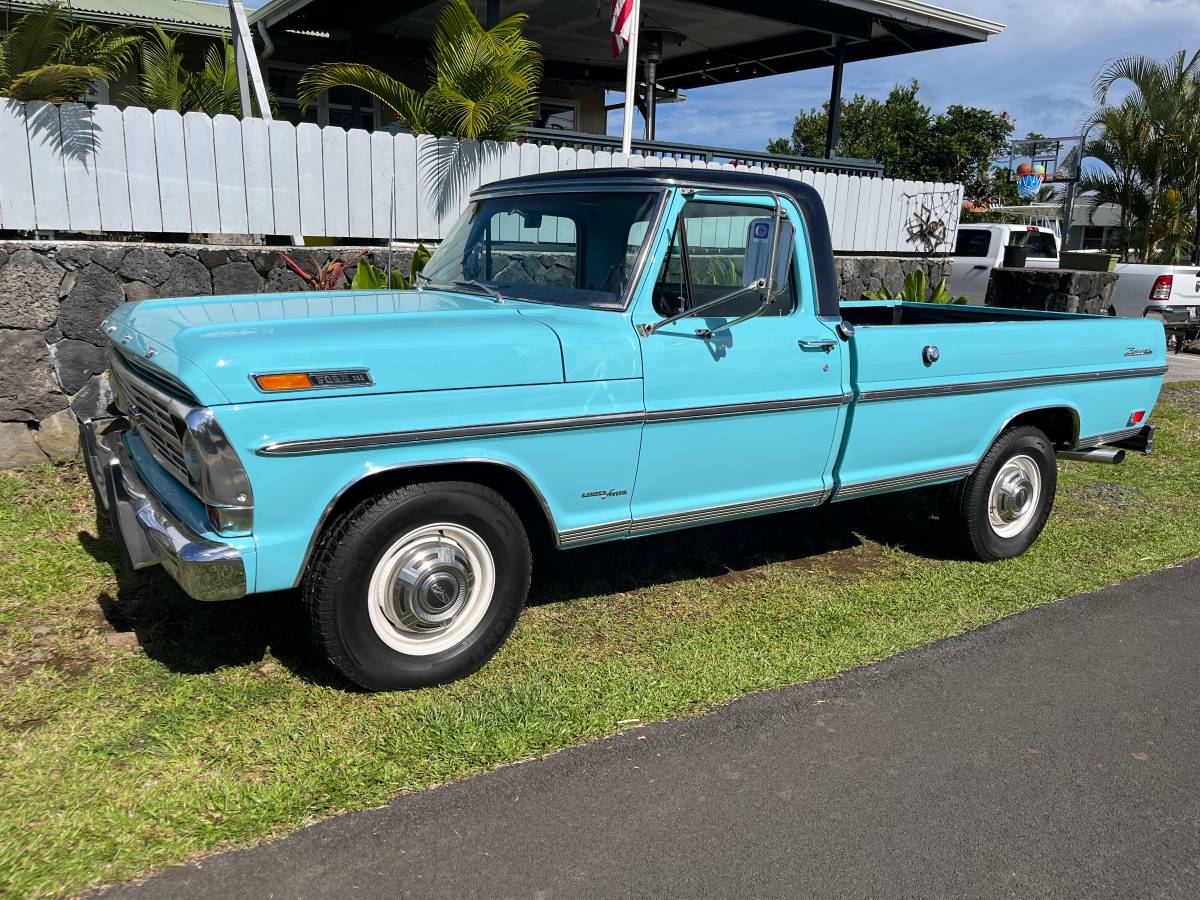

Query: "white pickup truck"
<box><xmin>949</xmin><ymin>224</ymin><xmax>1200</xmax><ymax>323</ymax></box>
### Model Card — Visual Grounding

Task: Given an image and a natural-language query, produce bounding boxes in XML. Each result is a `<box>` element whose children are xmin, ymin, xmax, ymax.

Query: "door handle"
<box><xmin>798</xmin><ymin>339</ymin><xmax>836</xmax><ymax>353</ymax></box>
<box><xmin>972</xmin><ymin>264</ymin><xmax>988</xmax><ymax>270</ymax></box>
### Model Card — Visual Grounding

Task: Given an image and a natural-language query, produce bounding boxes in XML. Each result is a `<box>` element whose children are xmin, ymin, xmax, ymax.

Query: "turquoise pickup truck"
<box><xmin>82</xmin><ymin>169</ymin><xmax>1167</xmax><ymax>690</ymax></box>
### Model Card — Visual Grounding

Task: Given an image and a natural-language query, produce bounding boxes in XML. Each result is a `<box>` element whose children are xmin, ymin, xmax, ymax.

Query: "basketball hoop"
<box><xmin>1016</xmin><ymin>163</ymin><xmax>1045</xmax><ymax>199</ymax></box>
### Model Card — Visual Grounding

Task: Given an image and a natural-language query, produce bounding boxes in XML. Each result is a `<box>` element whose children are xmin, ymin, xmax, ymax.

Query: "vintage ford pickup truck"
<box><xmin>82</xmin><ymin>168</ymin><xmax>1167</xmax><ymax>690</ymax></box>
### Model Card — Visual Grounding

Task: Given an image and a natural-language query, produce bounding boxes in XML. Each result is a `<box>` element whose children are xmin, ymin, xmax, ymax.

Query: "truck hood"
<box><xmin>107</xmin><ymin>289</ymin><xmax>566</xmax><ymax>404</ymax></box>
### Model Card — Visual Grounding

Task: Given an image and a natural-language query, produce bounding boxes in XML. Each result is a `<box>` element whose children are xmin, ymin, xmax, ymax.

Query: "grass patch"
<box><xmin>3</xmin><ymin>383</ymin><xmax>1200</xmax><ymax>897</ymax></box>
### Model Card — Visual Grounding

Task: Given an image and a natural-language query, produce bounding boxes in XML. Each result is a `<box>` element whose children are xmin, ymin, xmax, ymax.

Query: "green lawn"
<box><xmin>2</xmin><ymin>383</ymin><xmax>1200</xmax><ymax>898</ymax></box>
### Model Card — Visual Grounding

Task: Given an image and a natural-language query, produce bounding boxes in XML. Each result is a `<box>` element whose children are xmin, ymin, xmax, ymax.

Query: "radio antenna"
<box><xmin>386</xmin><ymin>173</ymin><xmax>396</xmax><ymax>286</ymax></box>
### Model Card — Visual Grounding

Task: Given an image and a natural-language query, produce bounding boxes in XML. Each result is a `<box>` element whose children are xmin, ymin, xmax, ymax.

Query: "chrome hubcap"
<box><xmin>987</xmin><ymin>455</ymin><xmax>1042</xmax><ymax>539</ymax></box>
<box><xmin>386</xmin><ymin>542</ymin><xmax>475</xmax><ymax>632</ymax></box>
<box><xmin>368</xmin><ymin>524</ymin><xmax>496</xmax><ymax>656</ymax></box>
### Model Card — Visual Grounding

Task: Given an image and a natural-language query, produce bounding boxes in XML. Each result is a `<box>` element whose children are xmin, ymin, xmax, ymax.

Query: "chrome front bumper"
<box><xmin>79</xmin><ymin>420</ymin><xmax>247</xmax><ymax>602</ymax></box>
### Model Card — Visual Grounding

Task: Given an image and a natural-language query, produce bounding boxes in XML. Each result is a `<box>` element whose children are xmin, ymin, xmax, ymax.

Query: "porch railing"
<box><xmin>521</xmin><ymin>127</ymin><xmax>885</xmax><ymax>177</ymax></box>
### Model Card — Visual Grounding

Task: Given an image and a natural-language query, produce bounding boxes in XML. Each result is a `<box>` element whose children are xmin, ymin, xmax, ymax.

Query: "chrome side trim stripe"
<box><xmin>1076</xmin><ymin>426</ymin><xmax>1144</xmax><ymax>449</ymax></box>
<box><xmin>259</xmin><ymin>411</ymin><xmax>646</xmax><ymax>456</ymax></box>
<box><xmin>257</xmin><ymin>395</ymin><xmax>848</xmax><ymax>456</ymax></box>
<box><xmin>645</xmin><ymin>394</ymin><xmax>848</xmax><ymax>423</ymax></box>
<box><xmin>834</xmin><ymin>463</ymin><xmax>976</xmax><ymax>501</ymax></box>
<box><xmin>627</xmin><ymin>489</ymin><xmax>829</xmax><ymax>537</ymax></box>
<box><xmin>857</xmin><ymin>366</ymin><xmax>1169</xmax><ymax>404</ymax></box>
<box><xmin>558</xmin><ymin>489</ymin><xmax>831</xmax><ymax>548</ymax></box>
<box><xmin>558</xmin><ymin>520</ymin><xmax>631</xmax><ymax>547</ymax></box>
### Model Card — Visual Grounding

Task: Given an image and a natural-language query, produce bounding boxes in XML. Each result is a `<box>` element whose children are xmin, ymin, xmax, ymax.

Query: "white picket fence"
<box><xmin>0</xmin><ymin>99</ymin><xmax>963</xmax><ymax>252</ymax></box>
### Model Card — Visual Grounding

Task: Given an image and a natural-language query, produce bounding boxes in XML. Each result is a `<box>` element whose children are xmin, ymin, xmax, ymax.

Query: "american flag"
<box><xmin>610</xmin><ymin>0</ymin><xmax>634</xmax><ymax>56</ymax></box>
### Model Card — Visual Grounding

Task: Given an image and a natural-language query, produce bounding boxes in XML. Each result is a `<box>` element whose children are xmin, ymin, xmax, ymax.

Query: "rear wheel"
<box><xmin>303</xmin><ymin>481</ymin><xmax>531</xmax><ymax>691</ymax></box>
<box><xmin>946</xmin><ymin>426</ymin><xmax>1057</xmax><ymax>561</ymax></box>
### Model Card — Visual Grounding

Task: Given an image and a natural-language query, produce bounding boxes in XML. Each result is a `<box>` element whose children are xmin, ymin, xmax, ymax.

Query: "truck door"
<box><xmin>950</xmin><ymin>227</ymin><xmax>998</xmax><ymax>305</ymax></box>
<box><xmin>629</xmin><ymin>193</ymin><xmax>846</xmax><ymax>534</ymax></box>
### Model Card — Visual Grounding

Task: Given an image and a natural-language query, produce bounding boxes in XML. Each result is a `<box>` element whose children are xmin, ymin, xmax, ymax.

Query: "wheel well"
<box><xmin>1004</xmin><ymin>407</ymin><xmax>1079</xmax><ymax>448</ymax></box>
<box><xmin>319</xmin><ymin>462</ymin><xmax>558</xmax><ymax>552</ymax></box>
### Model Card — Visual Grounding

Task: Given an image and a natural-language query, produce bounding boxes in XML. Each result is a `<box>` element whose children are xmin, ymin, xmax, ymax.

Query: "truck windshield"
<box><xmin>421</xmin><ymin>190</ymin><xmax>661</xmax><ymax>309</ymax></box>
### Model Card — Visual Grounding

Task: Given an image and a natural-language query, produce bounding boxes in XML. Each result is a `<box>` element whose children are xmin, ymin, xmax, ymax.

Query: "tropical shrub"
<box><xmin>0</xmin><ymin>1</ymin><xmax>139</xmax><ymax>103</ymax></box>
<box><xmin>298</xmin><ymin>0</ymin><xmax>541</xmax><ymax>141</ymax></box>
<box><xmin>351</xmin><ymin>245</ymin><xmax>432</xmax><ymax>290</ymax></box>
<box><xmin>864</xmin><ymin>270</ymin><xmax>968</xmax><ymax>304</ymax></box>
<box><xmin>124</xmin><ymin>25</ymin><xmax>265</xmax><ymax>116</ymax></box>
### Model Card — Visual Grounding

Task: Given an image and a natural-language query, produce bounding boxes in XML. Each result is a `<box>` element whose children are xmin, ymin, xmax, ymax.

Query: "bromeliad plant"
<box><xmin>351</xmin><ymin>244</ymin><xmax>432</xmax><ymax>290</ymax></box>
<box><xmin>298</xmin><ymin>0</ymin><xmax>541</xmax><ymax>141</ymax></box>
<box><xmin>864</xmin><ymin>270</ymin><xmax>969</xmax><ymax>304</ymax></box>
<box><xmin>281</xmin><ymin>252</ymin><xmax>365</xmax><ymax>291</ymax></box>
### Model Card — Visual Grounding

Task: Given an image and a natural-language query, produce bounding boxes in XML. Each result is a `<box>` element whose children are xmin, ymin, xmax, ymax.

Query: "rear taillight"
<box><xmin>1129</xmin><ymin>410</ymin><xmax>1147</xmax><ymax>426</ymax></box>
<box><xmin>1149</xmin><ymin>275</ymin><xmax>1173</xmax><ymax>301</ymax></box>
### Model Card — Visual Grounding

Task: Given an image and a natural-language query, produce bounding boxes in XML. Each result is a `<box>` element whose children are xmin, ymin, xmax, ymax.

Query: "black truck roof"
<box><xmin>477</xmin><ymin>167</ymin><xmax>840</xmax><ymax>317</ymax></box>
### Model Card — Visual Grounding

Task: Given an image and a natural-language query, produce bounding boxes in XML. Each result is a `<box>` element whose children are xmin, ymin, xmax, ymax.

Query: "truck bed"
<box><xmin>840</xmin><ymin>300</ymin><xmax>1096</xmax><ymax>326</ymax></box>
<box><xmin>830</xmin><ymin>300</ymin><xmax>1167</xmax><ymax>500</ymax></box>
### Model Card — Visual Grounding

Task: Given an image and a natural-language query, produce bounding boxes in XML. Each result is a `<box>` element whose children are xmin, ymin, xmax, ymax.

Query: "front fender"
<box><xmin>213</xmin><ymin>379</ymin><xmax>644</xmax><ymax>593</ymax></box>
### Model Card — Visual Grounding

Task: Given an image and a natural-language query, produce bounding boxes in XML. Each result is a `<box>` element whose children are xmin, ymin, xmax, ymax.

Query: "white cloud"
<box><xmin>611</xmin><ymin>0</ymin><xmax>1200</xmax><ymax>151</ymax></box>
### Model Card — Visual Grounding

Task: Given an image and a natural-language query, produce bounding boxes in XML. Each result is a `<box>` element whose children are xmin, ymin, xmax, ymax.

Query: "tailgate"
<box><xmin>1145</xmin><ymin>268</ymin><xmax>1200</xmax><ymax>326</ymax></box>
<box><xmin>1169</xmin><ymin>268</ymin><xmax>1200</xmax><ymax>311</ymax></box>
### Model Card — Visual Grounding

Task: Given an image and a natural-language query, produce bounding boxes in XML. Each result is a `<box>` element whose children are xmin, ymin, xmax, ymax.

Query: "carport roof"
<box><xmin>250</xmin><ymin>0</ymin><xmax>1004</xmax><ymax>90</ymax></box>
<box><xmin>1</xmin><ymin>0</ymin><xmax>232</xmax><ymax>36</ymax></box>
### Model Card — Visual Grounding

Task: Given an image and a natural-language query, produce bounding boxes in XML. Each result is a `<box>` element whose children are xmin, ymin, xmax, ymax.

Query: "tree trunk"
<box><xmin>1192</xmin><ymin>164</ymin><xmax>1200</xmax><ymax>266</ymax></box>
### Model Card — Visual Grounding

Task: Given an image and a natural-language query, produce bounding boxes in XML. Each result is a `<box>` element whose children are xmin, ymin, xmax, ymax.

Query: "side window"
<box><xmin>1008</xmin><ymin>231</ymin><xmax>1058</xmax><ymax>258</ymax></box>
<box><xmin>653</xmin><ymin>201</ymin><xmax>797</xmax><ymax>319</ymax></box>
<box><xmin>469</xmin><ymin>212</ymin><xmax>579</xmax><ymax>288</ymax></box>
<box><xmin>953</xmin><ymin>229</ymin><xmax>993</xmax><ymax>257</ymax></box>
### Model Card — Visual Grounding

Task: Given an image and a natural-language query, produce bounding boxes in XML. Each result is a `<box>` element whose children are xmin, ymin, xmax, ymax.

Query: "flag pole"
<box><xmin>620</xmin><ymin>0</ymin><xmax>642</xmax><ymax>157</ymax></box>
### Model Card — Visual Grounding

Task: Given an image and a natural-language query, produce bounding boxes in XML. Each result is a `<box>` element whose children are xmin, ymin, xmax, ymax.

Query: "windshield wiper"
<box><xmin>454</xmin><ymin>279</ymin><xmax>505</xmax><ymax>303</ymax></box>
<box><xmin>417</xmin><ymin>276</ymin><xmax>504</xmax><ymax>303</ymax></box>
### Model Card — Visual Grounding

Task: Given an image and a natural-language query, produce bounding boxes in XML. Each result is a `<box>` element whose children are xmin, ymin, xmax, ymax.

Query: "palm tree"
<box><xmin>298</xmin><ymin>0</ymin><xmax>541</xmax><ymax>141</ymax></box>
<box><xmin>1078</xmin><ymin>101</ymin><xmax>1154</xmax><ymax>259</ymax></box>
<box><xmin>0</xmin><ymin>1</ymin><xmax>139</xmax><ymax>103</ymax></box>
<box><xmin>124</xmin><ymin>25</ymin><xmax>259</xmax><ymax>117</ymax></box>
<box><xmin>1092</xmin><ymin>50</ymin><xmax>1200</xmax><ymax>262</ymax></box>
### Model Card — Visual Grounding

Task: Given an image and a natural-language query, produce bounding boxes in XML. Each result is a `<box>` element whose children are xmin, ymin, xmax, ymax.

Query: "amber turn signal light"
<box><xmin>254</xmin><ymin>372</ymin><xmax>314</xmax><ymax>391</ymax></box>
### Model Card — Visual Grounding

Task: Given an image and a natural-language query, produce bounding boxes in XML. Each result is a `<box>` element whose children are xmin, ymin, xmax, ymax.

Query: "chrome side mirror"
<box><xmin>744</xmin><ymin>216</ymin><xmax>794</xmax><ymax>293</ymax></box>
<box><xmin>641</xmin><ymin>192</ymin><xmax>793</xmax><ymax>339</ymax></box>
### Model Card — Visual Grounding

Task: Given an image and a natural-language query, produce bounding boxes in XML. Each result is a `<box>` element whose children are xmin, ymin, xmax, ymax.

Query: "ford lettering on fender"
<box><xmin>81</xmin><ymin>169</ymin><xmax>1167</xmax><ymax>691</ymax></box>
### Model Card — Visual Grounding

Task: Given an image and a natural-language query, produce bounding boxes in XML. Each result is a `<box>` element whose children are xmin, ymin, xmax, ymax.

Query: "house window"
<box><xmin>268</xmin><ymin>65</ymin><xmax>378</xmax><ymax>130</ymax></box>
<box><xmin>534</xmin><ymin>98</ymin><xmax>579</xmax><ymax>131</ymax></box>
<box><xmin>1080</xmin><ymin>226</ymin><xmax>1107</xmax><ymax>251</ymax></box>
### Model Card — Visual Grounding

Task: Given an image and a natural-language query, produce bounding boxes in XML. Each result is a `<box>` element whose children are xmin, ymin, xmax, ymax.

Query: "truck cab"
<box><xmin>83</xmin><ymin>169</ymin><xmax>1166</xmax><ymax>691</ymax></box>
<box><xmin>950</xmin><ymin>223</ymin><xmax>1061</xmax><ymax>305</ymax></box>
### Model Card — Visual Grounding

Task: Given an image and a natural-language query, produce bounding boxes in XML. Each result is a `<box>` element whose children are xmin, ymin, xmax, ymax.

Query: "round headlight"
<box><xmin>181</xmin><ymin>430</ymin><xmax>203</xmax><ymax>486</ymax></box>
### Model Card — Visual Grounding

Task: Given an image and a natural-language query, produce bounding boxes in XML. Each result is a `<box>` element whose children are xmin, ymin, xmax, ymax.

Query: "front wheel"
<box><xmin>303</xmin><ymin>481</ymin><xmax>531</xmax><ymax>691</ymax></box>
<box><xmin>946</xmin><ymin>425</ymin><xmax>1057</xmax><ymax>561</ymax></box>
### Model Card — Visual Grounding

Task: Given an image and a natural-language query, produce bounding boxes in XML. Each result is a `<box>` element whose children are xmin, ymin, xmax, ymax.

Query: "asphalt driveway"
<box><xmin>1166</xmin><ymin>352</ymin><xmax>1200</xmax><ymax>382</ymax></box>
<box><xmin>108</xmin><ymin>559</ymin><xmax>1200</xmax><ymax>900</ymax></box>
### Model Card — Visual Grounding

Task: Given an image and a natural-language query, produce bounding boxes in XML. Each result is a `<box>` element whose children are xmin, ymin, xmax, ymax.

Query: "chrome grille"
<box><xmin>109</xmin><ymin>353</ymin><xmax>194</xmax><ymax>489</ymax></box>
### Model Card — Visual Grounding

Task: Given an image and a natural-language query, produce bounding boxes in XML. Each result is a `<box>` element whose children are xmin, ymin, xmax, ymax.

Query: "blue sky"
<box><xmin>225</xmin><ymin>1</ymin><xmax>1197</xmax><ymax>151</ymax></box>
<box><xmin>606</xmin><ymin>0</ymin><xmax>1200</xmax><ymax>151</ymax></box>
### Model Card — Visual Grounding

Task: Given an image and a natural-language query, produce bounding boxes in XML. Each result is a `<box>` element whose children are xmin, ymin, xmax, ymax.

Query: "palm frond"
<box><xmin>0</xmin><ymin>2</ymin><xmax>138</xmax><ymax>101</ymax></box>
<box><xmin>123</xmin><ymin>25</ymin><xmax>187</xmax><ymax>110</ymax></box>
<box><xmin>6</xmin><ymin>62</ymin><xmax>104</xmax><ymax>102</ymax></box>
<box><xmin>298</xmin><ymin>0</ymin><xmax>540</xmax><ymax>140</ymax></box>
<box><xmin>300</xmin><ymin>62</ymin><xmax>429</xmax><ymax>128</ymax></box>
<box><xmin>2</xmin><ymin>2</ymin><xmax>71</xmax><ymax>78</ymax></box>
